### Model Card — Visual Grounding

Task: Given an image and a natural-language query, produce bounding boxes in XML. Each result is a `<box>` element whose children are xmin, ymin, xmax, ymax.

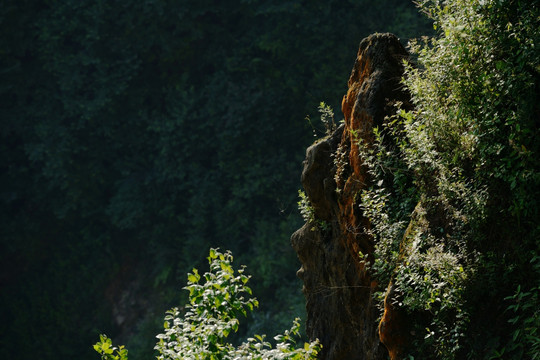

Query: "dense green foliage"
<box><xmin>95</xmin><ymin>249</ymin><xmax>320</xmax><ymax>360</ymax></box>
<box><xmin>0</xmin><ymin>1</ymin><xmax>431</xmax><ymax>360</ymax></box>
<box><xmin>357</xmin><ymin>0</ymin><xmax>539</xmax><ymax>358</ymax></box>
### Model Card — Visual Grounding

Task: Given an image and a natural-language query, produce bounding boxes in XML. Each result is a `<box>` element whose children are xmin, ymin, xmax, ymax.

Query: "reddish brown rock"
<box><xmin>291</xmin><ymin>33</ymin><xmax>410</xmax><ymax>360</ymax></box>
<box><xmin>378</xmin><ymin>282</ymin><xmax>408</xmax><ymax>360</ymax></box>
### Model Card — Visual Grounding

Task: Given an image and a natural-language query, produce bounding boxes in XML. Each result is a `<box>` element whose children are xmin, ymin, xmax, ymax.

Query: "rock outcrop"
<box><xmin>291</xmin><ymin>33</ymin><xmax>410</xmax><ymax>360</ymax></box>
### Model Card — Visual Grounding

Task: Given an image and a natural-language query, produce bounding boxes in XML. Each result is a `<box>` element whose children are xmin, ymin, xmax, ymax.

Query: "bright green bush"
<box><xmin>94</xmin><ymin>249</ymin><xmax>320</xmax><ymax>360</ymax></box>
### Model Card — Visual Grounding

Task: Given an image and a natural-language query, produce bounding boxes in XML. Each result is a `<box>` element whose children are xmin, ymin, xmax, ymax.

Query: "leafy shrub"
<box><xmin>94</xmin><ymin>249</ymin><xmax>320</xmax><ymax>360</ymax></box>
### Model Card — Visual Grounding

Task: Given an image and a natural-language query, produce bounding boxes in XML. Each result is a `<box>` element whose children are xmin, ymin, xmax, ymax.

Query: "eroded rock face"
<box><xmin>291</xmin><ymin>33</ymin><xmax>409</xmax><ymax>360</ymax></box>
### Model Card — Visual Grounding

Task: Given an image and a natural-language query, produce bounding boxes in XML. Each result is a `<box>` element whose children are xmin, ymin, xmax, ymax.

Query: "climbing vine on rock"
<box><xmin>357</xmin><ymin>1</ymin><xmax>539</xmax><ymax>359</ymax></box>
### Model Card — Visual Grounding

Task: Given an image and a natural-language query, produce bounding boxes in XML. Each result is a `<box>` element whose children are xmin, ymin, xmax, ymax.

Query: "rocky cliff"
<box><xmin>291</xmin><ymin>33</ymin><xmax>410</xmax><ymax>360</ymax></box>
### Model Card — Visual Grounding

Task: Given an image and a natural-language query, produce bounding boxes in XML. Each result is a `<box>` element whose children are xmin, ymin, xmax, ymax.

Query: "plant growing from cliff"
<box><xmin>354</xmin><ymin>118</ymin><xmax>418</xmax><ymax>280</ymax></box>
<box><xmin>94</xmin><ymin>249</ymin><xmax>320</xmax><ymax>360</ymax></box>
<box><xmin>318</xmin><ymin>102</ymin><xmax>338</xmax><ymax>135</ymax></box>
<box><xmin>297</xmin><ymin>190</ymin><xmax>330</xmax><ymax>232</ymax></box>
<box><xmin>357</xmin><ymin>112</ymin><xmax>472</xmax><ymax>357</ymax></box>
<box><xmin>297</xmin><ymin>190</ymin><xmax>315</xmax><ymax>225</ymax></box>
<box><xmin>305</xmin><ymin>101</ymin><xmax>340</xmax><ymax>138</ymax></box>
<box><xmin>357</xmin><ymin>0</ymin><xmax>539</xmax><ymax>359</ymax></box>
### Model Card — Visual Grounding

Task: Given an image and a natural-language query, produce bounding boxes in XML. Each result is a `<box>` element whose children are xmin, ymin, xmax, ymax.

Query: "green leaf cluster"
<box><xmin>95</xmin><ymin>249</ymin><xmax>320</xmax><ymax>360</ymax></box>
<box><xmin>94</xmin><ymin>335</ymin><xmax>128</xmax><ymax>360</ymax></box>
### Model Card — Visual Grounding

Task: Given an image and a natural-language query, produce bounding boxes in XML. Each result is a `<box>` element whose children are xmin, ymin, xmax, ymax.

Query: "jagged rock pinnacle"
<box><xmin>292</xmin><ymin>33</ymin><xmax>409</xmax><ymax>360</ymax></box>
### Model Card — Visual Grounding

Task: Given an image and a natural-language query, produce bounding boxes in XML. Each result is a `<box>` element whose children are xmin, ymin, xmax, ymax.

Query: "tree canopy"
<box><xmin>0</xmin><ymin>1</ymin><xmax>431</xmax><ymax>360</ymax></box>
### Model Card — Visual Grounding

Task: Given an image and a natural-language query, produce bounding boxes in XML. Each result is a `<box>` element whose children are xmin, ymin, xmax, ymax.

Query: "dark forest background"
<box><xmin>0</xmin><ymin>1</ymin><xmax>431</xmax><ymax>359</ymax></box>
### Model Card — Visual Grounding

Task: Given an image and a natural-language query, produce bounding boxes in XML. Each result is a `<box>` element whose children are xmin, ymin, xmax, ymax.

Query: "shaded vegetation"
<box><xmin>0</xmin><ymin>1</ymin><xmax>431</xmax><ymax>360</ymax></box>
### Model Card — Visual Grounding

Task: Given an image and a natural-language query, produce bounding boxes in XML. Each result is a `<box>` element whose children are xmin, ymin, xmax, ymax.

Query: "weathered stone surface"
<box><xmin>291</xmin><ymin>33</ymin><xmax>410</xmax><ymax>360</ymax></box>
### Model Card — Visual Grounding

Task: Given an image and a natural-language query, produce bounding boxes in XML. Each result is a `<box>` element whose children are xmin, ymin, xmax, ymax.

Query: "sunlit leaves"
<box><xmin>94</xmin><ymin>335</ymin><xmax>128</xmax><ymax>360</ymax></box>
<box><xmin>358</xmin><ymin>0</ymin><xmax>539</xmax><ymax>359</ymax></box>
<box><xmin>94</xmin><ymin>249</ymin><xmax>319</xmax><ymax>360</ymax></box>
<box><xmin>154</xmin><ymin>248</ymin><xmax>319</xmax><ymax>360</ymax></box>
